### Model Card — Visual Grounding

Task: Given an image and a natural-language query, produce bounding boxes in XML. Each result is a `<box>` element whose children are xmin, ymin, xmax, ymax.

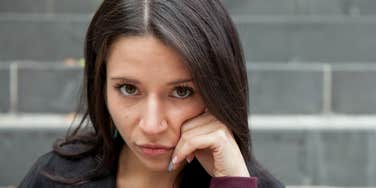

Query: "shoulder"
<box><xmin>18</xmin><ymin>151</ymin><xmax>57</xmax><ymax>187</ymax></box>
<box><xmin>18</xmin><ymin>142</ymin><xmax>111</xmax><ymax>187</ymax></box>
<box><xmin>257</xmin><ymin>174</ymin><xmax>285</xmax><ymax>188</ymax></box>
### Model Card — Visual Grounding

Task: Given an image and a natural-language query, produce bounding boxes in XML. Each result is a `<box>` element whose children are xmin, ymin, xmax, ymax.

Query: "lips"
<box><xmin>137</xmin><ymin>144</ymin><xmax>174</xmax><ymax>156</ymax></box>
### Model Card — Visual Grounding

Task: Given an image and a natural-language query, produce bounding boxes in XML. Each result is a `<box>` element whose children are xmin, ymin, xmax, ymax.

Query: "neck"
<box><xmin>116</xmin><ymin>145</ymin><xmax>183</xmax><ymax>188</ymax></box>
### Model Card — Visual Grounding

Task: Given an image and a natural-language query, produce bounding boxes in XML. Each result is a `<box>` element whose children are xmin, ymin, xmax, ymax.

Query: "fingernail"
<box><xmin>168</xmin><ymin>156</ymin><xmax>177</xmax><ymax>172</ymax></box>
<box><xmin>168</xmin><ymin>160</ymin><xmax>174</xmax><ymax>172</ymax></box>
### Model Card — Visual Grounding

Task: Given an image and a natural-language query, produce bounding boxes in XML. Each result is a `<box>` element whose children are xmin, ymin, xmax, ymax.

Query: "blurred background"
<box><xmin>1</xmin><ymin>0</ymin><xmax>376</xmax><ymax>187</ymax></box>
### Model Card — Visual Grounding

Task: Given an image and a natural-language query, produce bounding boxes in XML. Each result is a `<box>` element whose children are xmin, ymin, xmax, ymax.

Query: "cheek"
<box><xmin>170</xmin><ymin>104</ymin><xmax>202</xmax><ymax>118</ymax></box>
<box><xmin>106</xmin><ymin>88</ymin><xmax>135</xmax><ymax>128</ymax></box>
<box><xmin>106</xmin><ymin>85</ymin><xmax>139</xmax><ymax>117</ymax></box>
<box><xmin>107</xmin><ymin>95</ymin><xmax>140</xmax><ymax>143</ymax></box>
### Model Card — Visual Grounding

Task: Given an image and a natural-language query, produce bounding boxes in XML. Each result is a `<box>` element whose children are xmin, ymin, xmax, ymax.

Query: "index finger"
<box><xmin>180</xmin><ymin>108</ymin><xmax>213</xmax><ymax>133</ymax></box>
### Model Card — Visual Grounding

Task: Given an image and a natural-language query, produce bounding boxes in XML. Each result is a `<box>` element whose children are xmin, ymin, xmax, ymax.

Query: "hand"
<box><xmin>168</xmin><ymin>109</ymin><xmax>250</xmax><ymax>177</ymax></box>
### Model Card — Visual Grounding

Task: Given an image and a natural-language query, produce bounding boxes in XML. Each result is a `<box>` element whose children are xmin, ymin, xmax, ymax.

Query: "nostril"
<box><xmin>160</xmin><ymin>120</ymin><xmax>168</xmax><ymax>128</ymax></box>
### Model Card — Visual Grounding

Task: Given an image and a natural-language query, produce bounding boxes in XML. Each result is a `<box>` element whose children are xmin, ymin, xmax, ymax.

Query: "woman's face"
<box><xmin>106</xmin><ymin>35</ymin><xmax>205</xmax><ymax>171</ymax></box>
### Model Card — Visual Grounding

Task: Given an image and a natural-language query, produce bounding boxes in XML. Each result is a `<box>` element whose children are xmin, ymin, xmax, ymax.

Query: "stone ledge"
<box><xmin>250</xmin><ymin>115</ymin><xmax>376</xmax><ymax>130</ymax></box>
<box><xmin>2</xmin><ymin>114</ymin><xmax>376</xmax><ymax>130</ymax></box>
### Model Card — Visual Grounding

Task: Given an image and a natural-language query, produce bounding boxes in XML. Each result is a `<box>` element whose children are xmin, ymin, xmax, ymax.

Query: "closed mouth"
<box><xmin>137</xmin><ymin>144</ymin><xmax>174</xmax><ymax>156</ymax></box>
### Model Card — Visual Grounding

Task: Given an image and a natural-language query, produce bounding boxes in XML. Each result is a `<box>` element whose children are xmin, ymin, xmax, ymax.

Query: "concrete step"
<box><xmin>0</xmin><ymin>64</ymin><xmax>10</xmax><ymax>113</ymax></box>
<box><xmin>2</xmin><ymin>14</ymin><xmax>376</xmax><ymax>62</ymax></box>
<box><xmin>0</xmin><ymin>0</ymin><xmax>101</xmax><ymax>14</ymax></box>
<box><xmin>2</xmin><ymin>62</ymin><xmax>376</xmax><ymax>114</ymax></box>
<box><xmin>0</xmin><ymin>14</ymin><xmax>88</xmax><ymax>62</ymax></box>
<box><xmin>0</xmin><ymin>62</ymin><xmax>83</xmax><ymax>114</ymax></box>
<box><xmin>234</xmin><ymin>15</ymin><xmax>376</xmax><ymax>63</ymax></box>
<box><xmin>249</xmin><ymin>63</ymin><xmax>376</xmax><ymax>114</ymax></box>
<box><xmin>2</xmin><ymin>0</ymin><xmax>376</xmax><ymax>16</ymax></box>
<box><xmin>223</xmin><ymin>0</ymin><xmax>376</xmax><ymax>16</ymax></box>
<box><xmin>223</xmin><ymin>0</ymin><xmax>331</xmax><ymax>15</ymax></box>
<box><xmin>0</xmin><ymin>114</ymin><xmax>71</xmax><ymax>186</ymax></box>
<box><xmin>251</xmin><ymin>115</ymin><xmax>376</xmax><ymax>186</ymax></box>
<box><xmin>0</xmin><ymin>114</ymin><xmax>375</xmax><ymax>186</ymax></box>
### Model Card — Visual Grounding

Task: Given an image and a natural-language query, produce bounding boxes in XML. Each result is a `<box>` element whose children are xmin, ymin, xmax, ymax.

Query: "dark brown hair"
<box><xmin>47</xmin><ymin>0</ymin><xmax>284</xmax><ymax>187</ymax></box>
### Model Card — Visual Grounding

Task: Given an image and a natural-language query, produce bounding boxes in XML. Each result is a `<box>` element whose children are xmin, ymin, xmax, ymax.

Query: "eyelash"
<box><xmin>113</xmin><ymin>82</ymin><xmax>195</xmax><ymax>99</ymax></box>
<box><xmin>172</xmin><ymin>84</ymin><xmax>195</xmax><ymax>98</ymax></box>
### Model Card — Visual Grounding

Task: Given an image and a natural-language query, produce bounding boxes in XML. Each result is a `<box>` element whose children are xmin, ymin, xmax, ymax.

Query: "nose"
<box><xmin>139</xmin><ymin>95</ymin><xmax>168</xmax><ymax>134</ymax></box>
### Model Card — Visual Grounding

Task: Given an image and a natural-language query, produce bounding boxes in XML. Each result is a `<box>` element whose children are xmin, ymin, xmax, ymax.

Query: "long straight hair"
<box><xmin>46</xmin><ymin>0</ymin><xmax>284</xmax><ymax>187</ymax></box>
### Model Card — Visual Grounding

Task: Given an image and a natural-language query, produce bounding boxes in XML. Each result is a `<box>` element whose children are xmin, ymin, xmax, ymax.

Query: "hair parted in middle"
<box><xmin>48</xmin><ymin>0</ymin><xmax>284</xmax><ymax>187</ymax></box>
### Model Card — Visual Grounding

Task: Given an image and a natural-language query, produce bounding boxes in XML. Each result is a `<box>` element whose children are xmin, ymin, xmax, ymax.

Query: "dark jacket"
<box><xmin>19</xmin><ymin>151</ymin><xmax>257</xmax><ymax>188</ymax></box>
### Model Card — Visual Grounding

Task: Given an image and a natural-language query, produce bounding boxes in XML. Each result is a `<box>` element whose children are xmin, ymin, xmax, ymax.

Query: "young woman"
<box><xmin>19</xmin><ymin>0</ymin><xmax>284</xmax><ymax>187</ymax></box>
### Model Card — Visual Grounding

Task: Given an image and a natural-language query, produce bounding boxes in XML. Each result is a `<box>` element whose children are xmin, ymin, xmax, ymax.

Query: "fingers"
<box><xmin>166</xmin><ymin>109</ymin><xmax>249</xmax><ymax>177</ymax></box>
<box><xmin>176</xmin><ymin>115</ymin><xmax>222</xmax><ymax>157</ymax></box>
<box><xmin>186</xmin><ymin>153</ymin><xmax>195</xmax><ymax>163</ymax></box>
<box><xmin>180</xmin><ymin>110</ymin><xmax>215</xmax><ymax>133</ymax></box>
<box><xmin>167</xmin><ymin>109</ymin><xmax>232</xmax><ymax>172</ymax></box>
<box><xmin>170</xmin><ymin>117</ymin><xmax>219</xmax><ymax>169</ymax></box>
<box><xmin>169</xmin><ymin>128</ymin><xmax>229</xmax><ymax>171</ymax></box>
<box><xmin>180</xmin><ymin>119</ymin><xmax>220</xmax><ymax>141</ymax></box>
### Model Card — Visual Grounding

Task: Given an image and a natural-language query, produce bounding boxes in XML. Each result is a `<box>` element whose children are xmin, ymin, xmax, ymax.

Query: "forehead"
<box><xmin>106</xmin><ymin>35</ymin><xmax>191</xmax><ymax>81</ymax></box>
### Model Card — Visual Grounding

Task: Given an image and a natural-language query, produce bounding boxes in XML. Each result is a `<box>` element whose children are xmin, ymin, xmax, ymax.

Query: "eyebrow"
<box><xmin>110</xmin><ymin>76</ymin><xmax>193</xmax><ymax>85</ymax></box>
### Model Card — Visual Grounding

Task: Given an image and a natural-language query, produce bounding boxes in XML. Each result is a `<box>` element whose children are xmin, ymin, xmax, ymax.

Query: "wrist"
<box><xmin>214</xmin><ymin>166</ymin><xmax>250</xmax><ymax>177</ymax></box>
<box><xmin>235</xmin><ymin>168</ymin><xmax>250</xmax><ymax>177</ymax></box>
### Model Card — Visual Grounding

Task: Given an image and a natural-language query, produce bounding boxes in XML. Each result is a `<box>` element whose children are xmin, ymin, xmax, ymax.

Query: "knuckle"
<box><xmin>209</xmin><ymin>117</ymin><xmax>217</xmax><ymax>123</ymax></box>
<box><xmin>180</xmin><ymin>126</ymin><xmax>187</xmax><ymax>132</ymax></box>
<box><xmin>185</xmin><ymin>139</ymin><xmax>194</xmax><ymax>148</ymax></box>
<box><xmin>218</xmin><ymin>129</ymin><xmax>227</xmax><ymax>137</ymax></box>
<box><xmin>216</xmin><ymin>130</ymin><xmax>228</xmax><ymax>142</ymax></box>
<box><xmin>180</xmin><ymin>135</ymin><xmax>188</xmax><ymax>143</ymax></box>
<box><xmin>182</xmin><ymin>123</ymin><xmax>192</xmax><ymax>132</ymax></box>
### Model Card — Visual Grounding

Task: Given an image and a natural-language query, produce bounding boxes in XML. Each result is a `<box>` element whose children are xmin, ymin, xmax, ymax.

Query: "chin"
<box><xmin>141</xmin><ymin>158</ymin><xmax>170</xmax><ymax>172</ymax></box>
<box><xmin>125</xmin><ymin>144</ymin><xmax>173</xmax><ymax>172</ymax></box>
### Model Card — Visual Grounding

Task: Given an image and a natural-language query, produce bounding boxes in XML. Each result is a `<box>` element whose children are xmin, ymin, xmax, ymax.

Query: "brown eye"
<box><xmin>172</xmin><ymin>86</ymin><xmax>193</xmax><ymax>99</ymax></box>
<box><xmin>119</xmin><ymin>84</ymin><xmax>138</xmax><ymax>96</ymax></box>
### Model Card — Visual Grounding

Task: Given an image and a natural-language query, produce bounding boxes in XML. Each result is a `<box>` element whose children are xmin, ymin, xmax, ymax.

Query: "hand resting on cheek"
<box><xmin>169</xmin><ymin>109</ymin><xmax>251</xmax><ymax>178</ymax></box>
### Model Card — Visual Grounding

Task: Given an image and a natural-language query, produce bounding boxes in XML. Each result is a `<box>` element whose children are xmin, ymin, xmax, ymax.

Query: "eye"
<box><xmin>118</xmin><ymin>84</ymin><xmax>139</xmax><ymax>96</ymax></box>
<box><xmin>171</xmin><ymin>86</ymin><xmax>194</xmax><ymax>99</ymax></box>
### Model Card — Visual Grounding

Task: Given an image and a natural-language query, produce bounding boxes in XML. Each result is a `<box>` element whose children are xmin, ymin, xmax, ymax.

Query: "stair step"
<box><xmin>2</xmin><ymin>0</ymin><xmax>376</xmax><ymax>16</ymax></box>
<box><xmin>234</xmin><ymin>16</ymin><xmax>376</xmax><ymax>62</ymax></box>
<box><xmin>223</xmin><ymin>0</ymin><xmax>376</xmax><ymax>16</ymax></box>
<box><xmin>0</xmin><ymin>14</ymin><xmax>88</xmax><ymax>61</ymax></box>
<box><xmin>248</xmin><ymin>65</ymin><xmax>324</xmax><ymax>114</ymax></box>
<box><xmin>0</xmin><ymin>0</ymin><xmax>101</xmax><ymax>14</ymax></box>
<box><xmin>0</xmin><ymin>65</ymin><xmax>10</xmax><ymax>113</ymax></box>
<box><xmin>2</xmin><ymin>15</ymin><xmax>376</xmax><ymax>62</ymax></box>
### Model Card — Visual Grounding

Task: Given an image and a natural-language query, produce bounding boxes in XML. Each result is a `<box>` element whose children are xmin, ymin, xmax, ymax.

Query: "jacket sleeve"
<box><xmin>210</xmin><ymin>176</ymin><xmax>258</xmax><ymax>188</ymax></box>
<box><xmin>18</xmin><ymin>152</ymin><xmax>54</xmax><ymax>188</ymax></box>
